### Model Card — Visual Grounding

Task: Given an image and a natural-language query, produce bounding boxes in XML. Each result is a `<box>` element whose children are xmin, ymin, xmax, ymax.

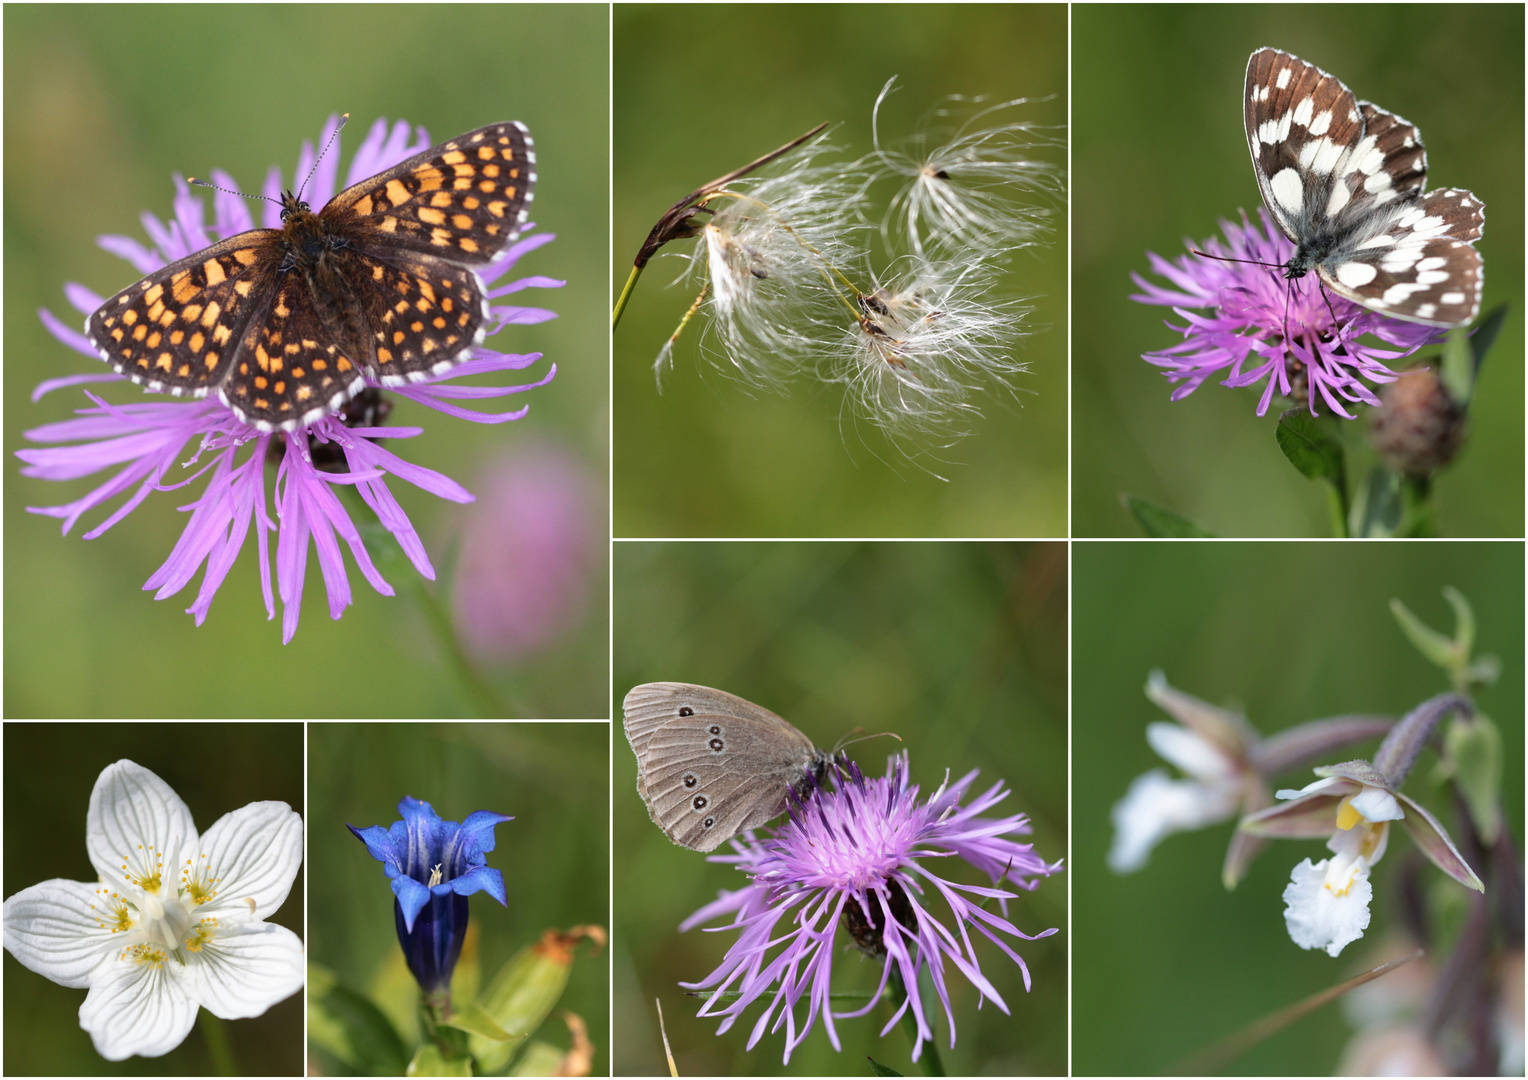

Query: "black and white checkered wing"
<box><xmin>1243</xmin><ymin>47</ymin><xmax>1484</xmax><ymax>327</ymax></box>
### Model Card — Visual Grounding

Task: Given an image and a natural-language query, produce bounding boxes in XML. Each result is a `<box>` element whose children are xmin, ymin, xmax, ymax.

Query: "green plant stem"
<box><xmin>1324</xmin><ymin>480</ymin><xmax>1349</xmax><ymax>538</ymax></box>
<box><xmin>612</xmin><ymin>264</ymin><xmax>642</xmax><ymax>330</ymax></box>
<box><xmin>340</xmin><ymin>487</ymin><xmax>510</xmax><ymax>717</ymax></box>
<box><xmin>409</xmin><ymin>574</ymin><xmax>511</xmax><ymax>717</ymax></box>
<box><xmin>891</xmin><ymin>972</ymin><xmax>944</xmax><ymax>1077</ymax></box>
<box><xmin>199</xmin><ymin>1012</ymin><xmax>237</xmax><ymax>1076</ymax></box>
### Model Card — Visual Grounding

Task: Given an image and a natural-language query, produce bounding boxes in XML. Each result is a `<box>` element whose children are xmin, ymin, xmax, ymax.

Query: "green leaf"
<box><xmin>1276</xmin><ymin>408</ymin><xmax>1348</xmax><ymax>535</ymax></box>
<box><xmin>306</xmin><ymin>963</ymin><xmax>409</xmax><ymax>1077</ymax></box>
<box><xmin>1350</xmin><ymin>467</ymin><xmax>1401</xmax><ymax>538</ymax></box>
<box><xmin>869</xmin><ymin>1056</ymin><xmax>906</xmax><ymax>1076</ymax></box>
<box><xmin>438</xmin><ymin>1001</ymin><xmax>517</xmax><ymax>1044</ymax></box>
<box><xmin>509</xmin><ymin>1040</ymin><xmax>566</xmax><ymax>1077</ymax></box>
<box><xmin>1445</xmin><ymin>713</ymin><xmax>1503</xmax><ymax>846</ymax></box>
<box><xmin>1275</xmin><ymin>407</ymin><xmax>1344</xmax><ymax>483</ymax></box>
<box><xmin>1120</xmin><ymin>494</ymin><xmax>1216</xmax><ymax>537</ymax></box>
<box><xmin>1468</xmin><ymin>303</ymin><xmax>1508</xmax><ymax>373</ymax></box>
<box><xmin>407</xmin><ymin>1044</ymin><xmax>473</xmax><ymax>1077</ymax></box>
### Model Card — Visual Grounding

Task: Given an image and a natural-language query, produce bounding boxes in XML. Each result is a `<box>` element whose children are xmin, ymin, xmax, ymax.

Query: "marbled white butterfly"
<box><xmin>1244</xmin><ymin>47</ymin><xmax>1484</xmax><ymax>328</ymax></box>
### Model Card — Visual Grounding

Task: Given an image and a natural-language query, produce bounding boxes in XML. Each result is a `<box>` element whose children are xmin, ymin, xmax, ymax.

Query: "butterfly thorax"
<box><xmin>276</xmin><ymin>192</ymin><xmax>348</xmax><ymax>274</ymax></box>
<box><xmin>1283</xmin><ymin>228</ymin><xmax>1342</xmax><ymax>280</ymax></box>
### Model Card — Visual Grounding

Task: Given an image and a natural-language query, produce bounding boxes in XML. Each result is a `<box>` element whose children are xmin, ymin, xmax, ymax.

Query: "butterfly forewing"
<box><xmin>622</xmin><ymin>682</ymin><xmax>827</xmax><ymax>853</ymax></box>
<box><xmin>87</xmin><ymin>231</ymin><xmax>285</xmax><ymax>402</ymax></box>
<box><xmin>1243</xmin><ymin>47</ymin><xmax>1484</xmax><ymax>327</ymax></box>
<box><xmin>326</xmin><ymin>122</ymin><xmax>536</xmax><ymax>264</ymax></box>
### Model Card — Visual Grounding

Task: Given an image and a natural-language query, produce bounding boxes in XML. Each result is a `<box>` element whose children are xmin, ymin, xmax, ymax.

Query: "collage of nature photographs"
<box><xmin>1</xmin><ymin>2</ymin><xmax>1523</xmax><ymax>1077</ymax></box>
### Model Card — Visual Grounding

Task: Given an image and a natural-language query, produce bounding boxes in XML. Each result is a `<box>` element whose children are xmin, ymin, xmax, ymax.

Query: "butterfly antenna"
<box><xmin>296</xmin><ymin>113</ymin><xmax>349</xmax><ymax>202</ymax></box>
<box><xmin>831</xmin><ymin>730</ymin><xmax>902</xmax><ymax>755</ymax></box>
<box><xmin>186</xmin><ymin>176</ymin><xmax>283</xmax><ymax>207</ymax></box>
<box><xmin>189</xmin><ymin>113</ymin><xmax>351</xmax><ymax>209</ymax></box>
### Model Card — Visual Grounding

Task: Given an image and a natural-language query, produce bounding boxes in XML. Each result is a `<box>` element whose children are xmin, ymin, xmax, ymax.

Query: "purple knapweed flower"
<box><xmin>679</xmin><ymin>752</ymin><xmax>1061</xmax><ymax>1065</ymax></box>
<box><xmin>348</xmin><ymin>796</ymin><xmax>512</xmax><ymax>995</ymax></box>
<box><xmin>450</xmin><ymin>439</ymin><xmax>601</xmax><ymax>663</ymax></box>
<box><xmin>21</xmin><ymin>115</ymin><xmax>562</xmax><ymax>642</ymax></box>
<box><xmin>1131</xmin><ymin>208</ymin><xmax>1443</xmax><ymax>418</ymax></box>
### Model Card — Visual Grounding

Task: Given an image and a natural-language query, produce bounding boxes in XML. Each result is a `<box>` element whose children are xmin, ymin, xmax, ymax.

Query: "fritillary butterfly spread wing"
<box><xmin>86</xmin><ymin>121</ymin><xmax>536</xmax><ymax>432</ymax></box>
<box><xmin>1243</xmin><ymin>48</ymin><xmax>1483</xmax><ymax>328</ymax></box>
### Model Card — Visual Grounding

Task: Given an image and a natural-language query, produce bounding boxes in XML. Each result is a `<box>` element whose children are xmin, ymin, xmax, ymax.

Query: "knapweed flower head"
<box><xmin>870</xmin><ymin>77</ymin><xmax>1059</xmax><ymax>260</ymax></box>
<box><xmin>1132</xmin><ymin>208</ymin><xmax>1444</xmax><ymax>418</ymax></box>
<box><xmin>348</xmin><ymin>796</ymin><xmax>511</xmax><ymax>994</ymax></box>
<box><xmin>23</xmin><ymin>114</ymin><xmax>562</xmax><ymax>642</ymax></box>
<box><xmin>679</xmin><ymin>752</ymin><xmax>1060</xmax><ymax>1065</ymax></box>
<box><xmin>1241</xmin><ymin>693</ymin><xmax>1484</xmax><ymax>957</ymax></box>
<box><xmin>2</xmin><ymin>760</ymin><xmax>304</xmax><ymax>1060</ymax></box>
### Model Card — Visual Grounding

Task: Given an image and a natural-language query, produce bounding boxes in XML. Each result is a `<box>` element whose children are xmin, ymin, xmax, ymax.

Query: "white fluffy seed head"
<box><xmin>826</xmin><ymin>255</ymin><xmax>1031</xmax><ymax>443</ymax></box>
<box><xmin>668</xmin><ymin>135</ymin><xmax>871</xmax><ymax>384</ymax></box>
<box><xmin>870</xmin><ymin>77</ymin><xmax>1062</xmax><ymax>259</ymax></box>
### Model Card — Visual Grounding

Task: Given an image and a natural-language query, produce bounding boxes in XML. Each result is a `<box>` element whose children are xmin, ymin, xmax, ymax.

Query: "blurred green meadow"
<box><xmin>3</xmin><ymin>723</ymin><xmax>304</xmax><ymax>1076</ymax></box>
<box><xmin>613</xmin><ymin>4</ymin><xmax>1068</xmax><ymax>538</ymax></box>
<box><xmin>612</xmin><ymin>541</ymin><xmax>1067</xmax><ymax>1075</ymax></box>
<box><xmin>1072</xmin><ymin>542</ymin><xmax>1524</xmax><ymax>1075</ymax></box>
<box><xmin>307</xmin><ymin>722</ymin><xmax>609</xmax><ymax>1076</ymax></box>
<box><xmin>1072</xmin><ymin>5</ymin><xmax>1524</xmax><ymax>537</ymax></box>
<box><xmin>3</xmin><ymin>5</ymin><xmax>609</xmax><ymax>716</ymax></box>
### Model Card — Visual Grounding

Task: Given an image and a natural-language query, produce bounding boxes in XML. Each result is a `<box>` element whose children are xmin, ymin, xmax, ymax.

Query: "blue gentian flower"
<box><xmin>348</xmin><ymin>797</ymin><xmax>512</xmax><ymax>994</ymax></box>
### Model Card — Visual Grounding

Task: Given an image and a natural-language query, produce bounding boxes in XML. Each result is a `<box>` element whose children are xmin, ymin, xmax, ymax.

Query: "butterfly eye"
<box><xmin>678</xmin><ymin>707</ymin><xmax>694</xmax><ymax>716</ymax></box>
<box><xmin>692</xmin><ymin>795</ymin><xmax>709</xmax><ymax>811</ymax></box>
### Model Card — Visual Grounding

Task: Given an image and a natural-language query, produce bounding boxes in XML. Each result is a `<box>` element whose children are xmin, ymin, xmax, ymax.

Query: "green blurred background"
<box><xmin>4</xmin><ymin>5</ymin><xmax>608</xmax><ymax>716</ymax></box>
<box><xmin>1073</xmin><ymin>5</ymin><xmax>1524</xmax><ymax>536</ymax></box>
<box><xmin>1072</xmin><ymin>542</ymin><xmax>1524</xmax><ymax>1075</ymax></box>
<box><xmin>3</xmin><ymin>723</ymin><xmax>303</xmax><ymax>1075</ymax></box>
<box><xmin>614</xmin><ymin>5</ymin><xmax>1067</xmax><ymax>538</ymax></box>
<box><xmin>308</xmin><ymin>722</ymin><xmax>609</xmax><ymax>1075</ymax></box>
<box><xmin>612</xmin><ymin>541</ymin><xmax>1067</xmax><ymax>1075</ymax></box>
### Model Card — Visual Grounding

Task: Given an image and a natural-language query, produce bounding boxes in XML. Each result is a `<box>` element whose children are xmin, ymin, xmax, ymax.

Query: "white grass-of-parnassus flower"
<box><xmin>2</xmin><ymin>760</ymin><xmax>303</xmax><ymax>1060</ymax></box>
<box><xmin>871</xmin><ymin>77</ymin><xmax>1060</xmax><ymax>260</ymax></box>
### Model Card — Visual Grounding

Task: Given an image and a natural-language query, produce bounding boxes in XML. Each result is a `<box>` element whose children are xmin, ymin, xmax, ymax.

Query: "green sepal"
<box><xmin>1120</xmin><ymin>494</ymin><xmax>1216</xmax><ymax>537</ymax></box>
<box><xmin>1441</xmin><ymin>712</ymin><xmax>1503</xmax><ymax>846</ymax></box>
<box><xmin>508</xmin><ymin>1041</ymin><xmax>566</xmax><ymax>1076</ymax></box>
<box><xmin>407</xmin><ymin>1044</ymin><xmax>473</xmax><ymax>1077</ymax></box>
<box><xmin>306</xmin><ymin>962</ymin><xmax>409</xmax><ymax>1077</ymax></box>
<box><xmin>1390</xmin><ymin>595</ymin><xmax>1461</xmax><ymax>670</ymax></box>
<box><xmin>869</xmin><ymin>1056</ymin><xmax>906</xmax><ymax>1076</ymax></box>
<box><xmin>438</xmin><ymin>1001</ymin><xmax>518</xmax><ymax>1044</ymax></box>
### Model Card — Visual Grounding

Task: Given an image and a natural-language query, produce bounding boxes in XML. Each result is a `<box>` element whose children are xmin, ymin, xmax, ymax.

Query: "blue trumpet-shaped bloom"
<box><xmin>349</xmin><ymin>797</ymin><xmax>512</xmax><ymax>992</ymax></box>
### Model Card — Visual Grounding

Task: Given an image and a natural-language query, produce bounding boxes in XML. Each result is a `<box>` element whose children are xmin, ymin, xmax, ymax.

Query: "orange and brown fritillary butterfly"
<box><xmin>87</xmin><ymin>118</ymin><xmax>536</xmax><ymax>432</ymax></box>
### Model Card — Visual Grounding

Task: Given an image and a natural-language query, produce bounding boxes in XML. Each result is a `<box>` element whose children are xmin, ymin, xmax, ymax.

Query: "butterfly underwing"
<box><xmin>1244</xmin><ymin>47</ymin><xmax>1484</xmax><ymax>327</ymax></box>
<box><xmin>622</xmin><ymin>682</ymin><xmax>836</xmax><ymax>853</ymax></box>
